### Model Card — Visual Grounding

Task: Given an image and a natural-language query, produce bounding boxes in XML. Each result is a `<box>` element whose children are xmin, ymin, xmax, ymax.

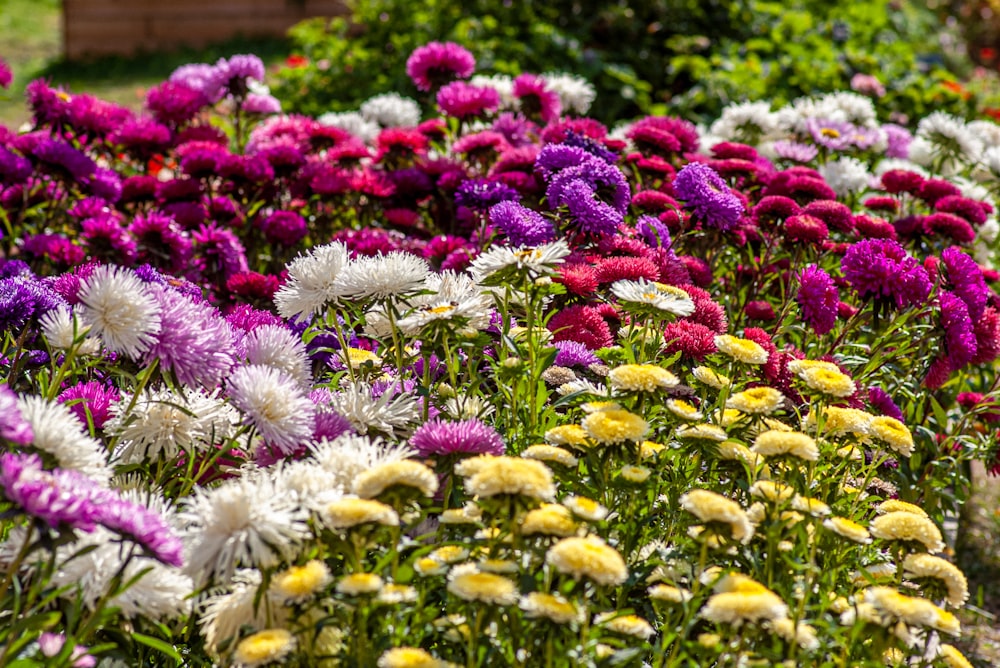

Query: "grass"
<box><xmin>0</xmin><ymin>0</ymin><xmax>294</xmax><ymax>128</ymax></box>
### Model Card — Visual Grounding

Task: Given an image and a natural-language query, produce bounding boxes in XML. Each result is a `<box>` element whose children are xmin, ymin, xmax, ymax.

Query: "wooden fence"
<box><xmin>62</xmin><ymin>0</ymin><xmax>346</xmax><ymax>59</ymax></box>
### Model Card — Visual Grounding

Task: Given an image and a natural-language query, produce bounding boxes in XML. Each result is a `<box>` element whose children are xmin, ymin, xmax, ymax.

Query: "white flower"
<box><xmin>819</xmin><ymin>156</ymin><xmax>870</xmax><ymax>197</ymax></box>
<box><xmin>968</xmin><ymin>120</ymin><xmax>1000</xmax><ymax>149</ymax></box>
<box><xmin>228</xmin><ymin>364</ymin><xmax>315</xmax><ymax>455</ymax></box>
<box><xmin>542</xmin><ymin>72</ymin><xmax>596</xmax><ymax>115</ymax></box>
<box><xmin>244</xmin><ymin>324</ymin><xmax>311</xmax><ymax>387</ymax></box>
<box><xmin>468</xmin><ymin>240</ymin><xmax>572</xmax><ymax>282</ymax></box>
<box><xmin>273</xmin><ymin>459</ymin><xmax>344</xmax><ymax>512</ymax></box>
<box><xmin>917</xmin><ymin>111</ymin><xmax>982</xmax><ymax>164</ymax></box>
<box><xmin>180</xmin><ymin>475</ymin><xmax>310</xmax><ymax>584</ymax></box>
<box><xmin>273</xmin><ymin>241</ymin><xmax>350</xmax><ymax>322</ymax></box>
<box><xmin>106</xmin><ymin>388</ymin><xmax>240</xmax><ymax>464</ymax></box>
<box><xmin>77</xmin><ymin>265</ymin><xmax>161</xmax><ymax>359</ymax></box>
<box><xmin>317</xmin><ymin>110</ymin><xmax>380</xmax><ymax>143</ymax></box>
<box><xmin>308</xmin><ymin>432</ymin><xmax>415</xmax><ymax>490</ymax></box>
<box><xmin>611</xmin><ymin>279</ymin><xmax>695</xmax><ymax>316</ymax></box>
<box><xmin>388</xmin><ymin>271</ymin><xmax>493</xmax><ymax>336</ymax></box>
<box><xmin>17</xmin><ymin>395</ymin><xmax>111</xmax><ymax>483</ymax></box>
<box><xmin>708</xmin><ymin>101</ymin><xmax>780</xmax><ymax>143</ymax></box>
<box><xmin>331</xmin><ymin>252</ymin><xmax>430</xmax><ymax>303</ymax></box>
<box><xmin>38</xmin><ymin>306</ymin><xmax>100</xmax><ymax>354</ymax></box>
<box><xmin>327</xmin><ymin>382</ymin><xmax>421</xmax><ymax>436</ymax></box>
<box><xmin>199</xmin><ymin>569</ymin><xmax>280</xmax><ymax>652</ymax></box>
<box><xmin>360</xmin><ymin>92</ymin><xmax>421</xmax><ymax>128</ymax></box>
<box><xmin>974</xmin><ymin>217</ymin><xmax>1000</xmax><ymax>265</ymax></box>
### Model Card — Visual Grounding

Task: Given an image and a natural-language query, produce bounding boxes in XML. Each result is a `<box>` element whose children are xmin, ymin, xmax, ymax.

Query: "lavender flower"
<box><xmin>796</xmin><ymin>265</ymin><xmax>839</xmax><ymax>335</ymax></box>
<box><xmin>772</xmin><ymin>140</ymin><xmax>818</xmax><ymax>163</ymax></box>
<box><xmin>841</xmin><ymin>238</ymin><xmax>931</xmax><ymax>310</ymax></box>
<box><xmin>409</xmin><ymin>417</ymin><xmax>505</xmax><ymax>457</ymax></box>
<box><xmin>534</xmin><ymin>143</ymin><xmax>593</xmax><ymax>179</ymax></box>
<box><xmin>563</xmin><ymin>131</ymin><xmax>618</xmax><ymax>164</ymax></box>
<box><xmin>406</xmin><ymin>41</ymin><xmax>476</xmax><ymax>91</ymax></box>
<box><xmin>455</xmin><ymin>179</ymin><xmax>519</xmax><ymax>211</ymax></box>
<box><xmin>941</xmin><ymin>246</ymin><xmax>989</xmax><ymax>320</ymax></box>
<box><xmin>883</xmin><ymin>124</ymin><xmax>913</xmax><ymax>159</ymax></box>
<box><xmin>635</xmin><ymin>214</ymin><xmax>673</xmax><ymax>248</ymax></box>
<box><xmin>0</xmin><ymin>274</ymin><xmax>66</xmax><ymax>332</ymax></box>
<box><xmin>672</xmin><ymin>162</ymin><xmax>744</xmax><ymax>231</ymax></box>
<box><xmin>553</xmin><ymin>339</ymin><xmax>601</xmax><ymax>367</ymax></box>
<box><xmin>806</xmin><ymin>118</ymin><xmax>856</xmax><ymax>151</ymax></box>
<box><xmin>0</xmin><ymin>452</ymin><xmax>102</xmax><ymax>531</ymax></box>
<box><xmin>939</xmin><ymin>291</ymin><xmax>977</xmax><ymax>367</ymax></box>
<box><xmin>0</xmin><ymin>385</ymin><xmax>32</xmax><ymax>444</ymax></box>
<box><xmin>545</xmin><ymin>153</ymin><xmax>630</xmax><ymax>236</ymax></box>
<box><xmin>489</xmin><ymin>201</ymin><xmax>555</xmax><ymax>246</ymax></box>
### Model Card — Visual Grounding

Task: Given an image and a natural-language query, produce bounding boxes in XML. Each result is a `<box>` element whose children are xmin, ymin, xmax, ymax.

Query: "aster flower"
<box><xmin>672</xmin><ymin>162</ymin><xmax>744</xmax><ymax>230</ymax></box>
<box><xmin>409</xmin><ymin>418</ymin><xmax>505</xmax><ymax>458</ymax></box>
<box><xmin>512</xmin><ymin>73</ymin><xmax>561</xmax><ymax>123</ymax></box>
<box><xmin>0</xmin><ymin>452</ymin><xmax>103</xmax><ymax>531</ymax></box>
<box><xmin>870</xmin><ymin>511</ymin><xmax>945</xmax><ymax>553</ymax></box>
<box><xmin>902</xmin><ymin>553</ymin><xmax>968</xmax><ymax>607</ymax></box>
<box><xmin>796</xmin><ymin>265</ymin><xmax>839</xmax><ymax>335</ymax></box>
<box><xmin>436</xmin><ymin>81</ymin><xmax>500</xmax><ymax>120</ymax></box>
<box><xmin>680</xmin><ymin>489</ymin><xmax>755</xmax><ymax>544</ymax></box>
<box><xmin>233</xmin><ymin>628</ymin><xmax>296</xmax><ymax>668</ymax></box>
<box><xmin>941</xmin><ymin>246</ymin><xmax>989</xmax><ymax>320</ymax></box>
<box><xmin>546</xmin><ymin>535</ymin><xmax>628</xmax><ymax>586</ymax></box>
<box><xmin>456</xmin><ymin>455</ymin><xmax>556</xmax><ymax>500</ymax></box>
<box><xmin>273</xmin><ymin>241</ymin><xmax>350</xmax><ymax>321</ymax></box>
<box><xmin>469</xmin><ymin>239</ymin><xmax>571</xmax><ymax>283</ymax></box>
<box><xmin>548</xmin><ymin>303</ymin><xmax>614</xmax><ymax>350</ymax></box>
<box><xmin>406</xmin><ymin>41</ymin><xmax>476</xmax><ymax>91</ymax></box>
<box><xmin>938</xmin><ymin>291</ymin><xmax>977</xmax><ymax>368</ymax></box>
<box><xmin>841</xmin><ymin>238</ymin><xmax>931</xmax><ymax>311</ymax></box>
<box><xmin>611</xmin><ymin>278</ymin><xmax>695</xmax><ymax>316</ymax></box>
<box><xmin>545</xmin><ymin>157</ymin><xmax>630</xmax><ymax>236</ymax></box>
<box><xmin>57</xmin><ymin>381</ymin><xmax>118</xmax><ymax>430</ymax></box>
<box><xmin>228</xmin><ymin>364</ymin><xmax>315</xmax><ymax>455</ymax></box>
<box><xmin>331</xmin><ymin>251</ymin><xmax>429</xmax><ymax>303</ymax></box>
<box><xmin>489</xmin><ymin>200</ymin><xmax>556</xmax><ymax>246</ymax></box>
<box><xmin>17</xmin><ymin>395</ymin><xmax>111</xmax><ymax>482</ymax></box>
<box><xmin>326</xmin><ymin>382</ymin><xmax>421</xmax><ymax>436</ymax></box>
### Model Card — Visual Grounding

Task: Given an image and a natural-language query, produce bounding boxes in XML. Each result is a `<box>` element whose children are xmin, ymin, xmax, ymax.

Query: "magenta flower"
<box><xmin>0</xmin><ymin>385</ymin><xmax>32</xmax><ymax>444</ymax></box>
<box><xmin>941</xmin><ymin>246</ymin><xmax>989</xmax><ymax>320</ymax></box>
<box><xmin>796</xmin><ymin>265</ymin><xmax>839</xmax><ymax>335</ymax></box>
<box><xmin>93</xmin><ymin>492</ymin><xmax>184</xmax><ymax>567</ymax></box>
<box><xmin>410</xmin><ymin>418</ymin><xmax>505</xmax><ymax>458</ymax></box>
<box><xmin>57</xmin><ymin>381</ymin><xmax>120</xmax><ymax>430</ymax></box>
<box><xmin>939</xmin><ymin>291</ymin><xmax>977</xmax><ymax>367</ymax></box>
<box><xmin>512</xmin><ymin>73</ymin><xmax>561</xmax><ymax>124</ymax></box>
<box><xmin>0</xmin><ymin>57</ymin><xmax>11</xmax><ymax>89</ymax></box>
<box><xmin>406</xmin><ymin>41</ymin><xmax>475</xmax><ymax>91</ymax></box>
<box><xmin>841</xmin><ymin>238</ymin><xmax>931</xmax><ymax>310</ymax></box>
<box><xmin>436</xmin><ymin>81</ymin><xmax>500</xmax><ymax>120</ymax></box>
<box><xmin>259</xmin><ymin>210</ymin><xmax>308</xmax><ymax>247</ymax></box>
<box><xmin>0</xmin><ymin>453</ymin><xmax>102</xmax><ymax>531</ymax></box>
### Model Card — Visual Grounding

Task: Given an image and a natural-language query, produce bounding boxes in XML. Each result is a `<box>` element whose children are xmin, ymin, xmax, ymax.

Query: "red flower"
<box><xmin>285</xmin><ymin>54</ymin><xmax>309</xmax><ymax>68</ymax></box>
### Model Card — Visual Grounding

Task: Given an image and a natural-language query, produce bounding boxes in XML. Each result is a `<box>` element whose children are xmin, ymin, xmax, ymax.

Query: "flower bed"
<box><xmin>0</xmin><ymin>43</ymin><xmax>998</xmax><ymax>667</ymax></box>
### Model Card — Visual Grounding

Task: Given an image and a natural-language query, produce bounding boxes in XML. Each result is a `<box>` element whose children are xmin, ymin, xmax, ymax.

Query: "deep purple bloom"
<box><xmin>128</xmin><ymin>212</ymin><xmax>193</xmax><ymax>273</ymax></box>
<box><xmin>941</xmin><ymin>246</ymin><xmax>989</xmax><ymax>320</ymax></box>
<box><xmin>406</xmin><ymin>41</ymin><xmax>476</xmax><ymax>91</ymax></box>
<box><xmin>93</xmin><ymin>492</ymin><xmax>184</xmax><ymax>567</ymax></box>
<box><xmin>145</xmin><ymin>80</ymin><xmax>210</xmax><ymax>126</ymax></box>
<box><xmin>193</xmin><ymin>224</ymin><xmax>249</xmax><ymax>280</ymax></box>
<box><xmin>144</xmin><ymin>284</ymin><xmax>236</xmax><ymax>388</ymax></box>
<box><xmin>939</xmin><ymin>291</ymin><xmax>977</xmax><ymax>367</ymax></box>
<box><xmin>552</xmin><ymin>339</ymin><xmax>601</xmax><ymax>367</ymax></box>
<box><xmin>489</xmin><ymin>200</ymin><xmax>555</xmax><ymax>246</ymax></box>
<box><xmin>535</xmin><ymin>143</ymin><xmax>593</xmax><ymax>179</ymax></box>
<box><xmin>259</xmin><ymin>210</ymin><xmax>308</xmax><ymax>247</ymax></box>
<box><xmin>0</xmin><ymin>146</ymin><xmax>32</xmax><ymax>185</ymax></box>
<box><xmin>170</xmin><ymin>63</ymin><xmax>226</xmax><ymax>103</ymax></box>
<box><xmin>868</xmin><ymin>386</ymin><xmax>905</xmax><ymax>422</ymax></box>
<box><xmin>57</xmin><ymin>381</ymin><xmax>120</xmax><ymax>430</ymax></box>
<box><xmin>85</xmin><ymin>167</ymin><xmax>122</xmax><ymax>202</ymax></box>
<box><xmin>548</xmin><ymin>177</ymin><xmax>623</xmax><ymax>236</ymax></box>
<box><xmin>310</xmin><ymin>388</ymin><xmax>355</xmax><ymax>441</ymax></box>
<box><xmin>0</xmin><ymin>385</ymin><xmax>32</xmax><ymax>444</ymax></box>
<box><xmin>512</xmin><ymin>73</ymin><xmax>561</xmax><ymax>124</ymax></box>
<box><xmin>635</xmin><ymin>214</ymin><xmax>673</xmax><ymax>248</ymax></box>
<box><xmin>30</xmin><ymin>139</ymin><xmax>97</xmax><ymax>181</ymax></box>
<box><xmin>0</xmin><ymin>453</ymin><xmax>102</xmax><ymax>531</ymax></box>
<box><xmin>455</xmin><ymin>178</ymin><xmax>519</xmax><ymax>211</ymax></box>
<box><xmin>563</xmin><ymin>130</ymin><xmax>618</xmax><ymax>165</ymax></box>
<box><xmin>841</xmin><ymin>238</ymin><xmax>931</xmax><ymax>309</ymax></box>
<box><xmin>410</xmin><ymin>417</ymin><xmax>505</xmax><ymax>457</ymax></box>
<box><xmin>436</xmin><ymin>81</ymin><xmax>500</xmax><ymax>120</ymax></box>
<box><xmin>796</xmin><ymin>265</ymin><xmax>839</xmax><ymax>335</ymax></box>
<box><xmin>0</xmin><ymin>274</ymin><xmax>66</xmax><ymax>332</ymax></box>
<box><xmin>672</xmin><ymin>162</ymin><xmax>744</xmax><ymax>230</ymax></box>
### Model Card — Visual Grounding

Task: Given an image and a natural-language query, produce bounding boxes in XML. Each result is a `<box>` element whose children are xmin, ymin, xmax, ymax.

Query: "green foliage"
<box><xmin>273</xmin><ymin>0</ymin><xmax>974</xmax><ymax>125</ymax></box>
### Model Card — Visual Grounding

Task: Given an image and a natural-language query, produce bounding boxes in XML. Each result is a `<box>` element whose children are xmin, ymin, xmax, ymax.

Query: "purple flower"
<box><xmin>212</xmin><ymin>54</ymin><xmax>266</xmax><ymax>98</ymax></box>
<box><xmin>243</xmin><ymin>92</ymin><xmax>281</xmax><ymax>115</ymax></box>
<box><xmin>85</xmin><ymin>167</ymin><xmax>122</xmax><ymax>202</ymax></box>
<box><xmin>635</xmin><ymin>214</ymin><xmax>673</xmax><ymax>248</ymax></box>
<box><xmin>406</xmin><ymin>41</ymin><xmax>476</xmax><ymax>91</ymax></box>
<box><xmin>0</xmin><ymin>57</ymin><xmax>11</xmax><ymax>89</ymax></box>
<box><xmin>455</xmin><ymin>178</ymin><xmax>520</xmax><ymax>210</ymax></box>
<box><xmin>145</xmin><ymin>80</ymin><xmax>210</xmax><ymax>126</ymax></box>
<box><xmin>310</xmin><ymin>389</ymin><xmax>355</xmax><ymax>442</ymax></box>
<box><xmin>796</xmin><ymin>265</ymin><xmax>839</xmax><ymax>335</ymax></box>
<box><xmin>535</xmin><ymin>143</ymin><xmax>593</xmax><ymax>179</ymax></box>
<box><xmin>0</xmin><ymin>453</ymin><xmax>103</xmax><ymax>531</ymax></box>
<box><xmin>30</xmin><ymin>139</ymin><xmax>97</xmax><ymax>182</ymax></box>
<box><xmin>0</xmin><ymin>274</ymin><xmax>66</xmax><ymax>332</ymax></box>
<box><xmin>193</xmin><ymin>224</ymin><xmax>249</xmax><ymax>280</ymax></box>
<box><xmin>841</xmin><ymin>238</ymin><xmax>931</xmax><ymax>310</ymax></box>
<box><xmin>170</xmin><ymin>63</ymin><xmax>226</xmax><ymax>103</ymax></box>
<box><xmin>512</xmin><ymin>73</ymin><xmax>561</xmax><ymax>124</ymax></box>
<box><xmin>941</xmin><ymin>246</ymin><xmax>989</xmax><ymax>320</ymax></box>
<box><xmin>553</xmin><ymin>339</ymin><xmax>600</xmax><ymax>367</ymax></box>
<box><xmin>489</xmin><ymin>200</ymin><xmax>555</xmax><ymax>246</ymax></box>
<box><xmin>57</xmin><ymin>381</ymin><xmax>120</xmax><ymax>430</ymax></box>
<box><xmin>128</xmin><ymin>212</ymin><xmax>193</xmax><ymax>273</ymax></box>
<box><xmin>410</xmin><ymin>417</ymin><xmax>505</xmax><ymax>457</ymax></box>
<box><xmin>547</xmin><ymin>177</ymin><xmax>623</xmax><ymax>236</ymax></box>
<box><xmin>0</xmin><ymin>385</ymin><xmax>32</xmax><ymax>444</ymax></box>
<box><xmin>772</xmin><ymin>140</ymin><xmax>818</xmax><ymax>163</ymax></box>
<box><xmin>38</xmin><ymin>633</ymin><xmax>96</xmax><ymax>668</ymax></box>
<box><xmin>0</xmin><ymin>146</ymin><xmax>32</xmax><ymax>185</ymax></box>
<box><xmin>93</xmin><ymin>492</ymin><xmax>184</xmax><ymax>567</ymax></box>
<box><xmin>883</xmin><ymin>124</ymin><xmax>913</xmax><ymax>159</ymax></box>
<box><xmin>939</xmin><ymin>291</ymin><xmax>977</xmax><ymax>367</ymax></box>
<box><xmin>80</xmin><ymin>214</ymin><xmax>137</xmax><ymax>264</ymax></box>
<box><xmin>108</xmin><ymin>117</ymin><xmax>172</xmax><ymax>157</ymax></box>
<box><xmin>144</xmin><ymin>284</ymin><xmax>236</xmax><ymax>389</ymax></box>
<box><xmin>563</xmin><ymin>130</ymin><xmax>618</xmax><ymax>165</ymax></box>
<box><xmin>436</xmin><ymin>81</ymin><xmax>500</xmax><ymax>120</ymax></box>
<box><xmin>259</xmin><ymin>210</ymin><xmax>308</xmax><ymax>247</ymax></box>
<box><xmin>806</xmin><ymin>118</ymin><xmax>857</xmax><ymax>151</ymax></box>
<box><xmin>868</xmin><ymin>386</ymin><xmax>904</xmax><ymax>422</ymax></box>
<box><xmin>672</xmin><ymin>162</ymin><xmax>744</xmax><ymax>230</ymax></box>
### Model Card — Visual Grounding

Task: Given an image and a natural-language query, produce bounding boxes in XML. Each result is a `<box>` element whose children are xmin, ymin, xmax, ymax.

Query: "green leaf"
<box><xmin>130</xmin><ymin>633</ymin><xmax>183</xmax><ymax>663</ymax></box>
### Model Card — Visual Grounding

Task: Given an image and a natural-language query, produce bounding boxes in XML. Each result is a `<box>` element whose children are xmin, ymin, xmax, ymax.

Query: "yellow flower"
<box><xmin>939</xmin><ymin>644</ymin><xmax>974</xmax><ymax>668</ymax></box>
<box><xmin>807</xmin><ymin>406</ymin><xmax>872</xmax><ymax>438</ymax></box>
<box><xmin>822</xmin><ymin>516</ymin><xmax>872</xmax><ymax>544</ymax></box>
<box><xmin>414</xmin><ymin>557</ymin><xmax>448</xmax><ymax>576</ymax></box>
<box><xmin>546</xmin><ymin>535</ymin><xmax>629</xmax><ymax>586</ymax></box>
<box><xmin>233</xmin><ymin>629</ymin><xmax>296</xmax><ymax>667</ymax></box>
<box><xmin>521</xmin><ymin>504</ymin><xmax>578</xmax><ymax>537</ymax></box>
<box><xmin>700</xmin><ymin>589</ymin><xmax>788</xmax><ymax>626</ymax></box>
<box><xmin>377</xmin><ymin>647</ymin><xmax>455</xmax><ymax>668</ymax></box>
<box><xmin>797</xmin><ymin>365</ymin><xmax>856</xmax><ymax>398</ymax></box>
<box><xmin>344</xmin><ymin>347</ymin><xmax>382</xmax><ymax>368</ymax></box>
<box><xmin>714</xmin><ymin>334</ymin><xmax>769</xmax><ymax>364</ymax></box>
<box><xmin>439</xmin><ymin>503</ymin><xmax>482</xmax><ymax>525</ymax></box>
<box><xmin>336</xmin><ymin>573</ymin><xmax>383</xmax><ymax>596</ymax></box>
<box><xmin>270</xmin><ymin>560</ymin><xmax>331</xmax><ymax>604</ymax></box>
<box><xmin>353</xmin><ymin>460</ymin><xmax>439</xmax><ymax>499</ymax></box>
<box><xmin>665</xmin><ymin>399</ymin><xmax>703</xmax><ymax>421</ymax></box>
<box><xmin>430</xmin><ymin>545</ymin><xmax>470</xmax><ymax>564</ymax></box>
<box><xmin>716</xmin><ymin>441</ymin><xmax>765</xmax><ymax>468</ymax></box>
<box><xmin>725</xmin><ymin>387</ymin><xmax>784</xmax><ymax>415</ymax></box>
<box><xmin>582</xmin><ymin>409</ymin><xmax>649</xmax><ymax>444</ymax></box>
<box><xmin>477</xmin><ymin>559</ymin><xmax>519</xmax><ymax>574</ymax></box>
<box><xmin>458</xmin><ymin>456</ymin><xmax>556</xmax><ymax>501</ymax></box>
<box><xmin>521</xmin><ymin>444</ymin><xmax>578</xmax><ymax>467</ymax></box>
<box><xmin>790</xmin><ymin>495</ymin><xmax>831</xmax><ymax>517</ymax></box>
<box><xmin>619</xmin><ymin>465</ymin><xmax>651</xmax><ymax>483</ymax></box>
<box><xmin>580</xmin><ymin>400</ymin><xmax>622</xmax><ymax>413</ymax></box>
<box><xmin>544</xmin><ymin>424</ymin><xmax>590</xmax><ymax>448</ymax></box>
<box><xmin>648</xmin><ymin>584</ymin><xmax>692</xmax><ymax>603</ymax></box>
<box><xmin>870</xmin><ymin>511</ymin><xmax>945</xmax><ymax>553</ymax></box>
<box><xmin>519</xmin><ymin>592</ymin><xmax>585</xmax><ymax>624</ymax></box>
<box><xmin>594</xmin><ymin>612</ymin><xmax>655</xmax><ymax>639</ymax></box>
<box><xmin>869</xmin><ymin>416</ymin><xmax>914</xmax><ymax>457</ymax></box>
<box><xmin>608</xmin><ymin>364</ymin><xmax>679</xmax><ymax>392</ymax></box>
<box><xmin>876</xmin><ymin>499</ymin><xmax>928</xmax><ymax>517</ymax></box>
<box><xmin>751</xmin><ymin>430</ymin><xmax>819</xmax><ymax>461</ymax></box>
<box><xmin>447</xmin><ymin>564</ymin><xmax>518</xmax><ymax>605</ymax></box>
<box><xmin>562</xmin><ymin>496</ymin><xmax>609</xmax><ymax>522</ymax></box>
<box><xmin>788</xmin><ymin>359</ymin><xmax>841</xmax><ymax>374</ymax></box>
<box><xmin>679</xmin><ymin>489</ymin><xmax>754</xmax><ymax>544</ymax></box>
<box><xmin>902</xmin><ymin>553</ymin><xmax>968</xmax><ymax>607</ymax></box>
<box><xmin>323</xmin><ymin>497</ymin><xmax>400</xmax><ymax>528</ymax></box>
<box><xmin>748</xmin><ymin>480</ymin><xmax>795</xmax><ymax>503</ymax></box>
<box><xmin>770</xmin><ymin>618</ymin><xmax>820</xmax><ymax>651</ymax></box>
<box><xmin>692</xmin><ymin>365</ymin><xmax>731</xmax><ymax>389</ymax></box>
<box><xmin>676</xmin><ymin>423</ymin><xmax>728</xmax><ymax>442</ymax></box>
<box><xmin>639</xmin><ymin>440</ymin><xmax>666</xmax><ymax>459</ymax></box>
<box><xmin>862</xmin><ymin>586</ymin><xmax>960</xmax><ymax>636</ymax></box>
